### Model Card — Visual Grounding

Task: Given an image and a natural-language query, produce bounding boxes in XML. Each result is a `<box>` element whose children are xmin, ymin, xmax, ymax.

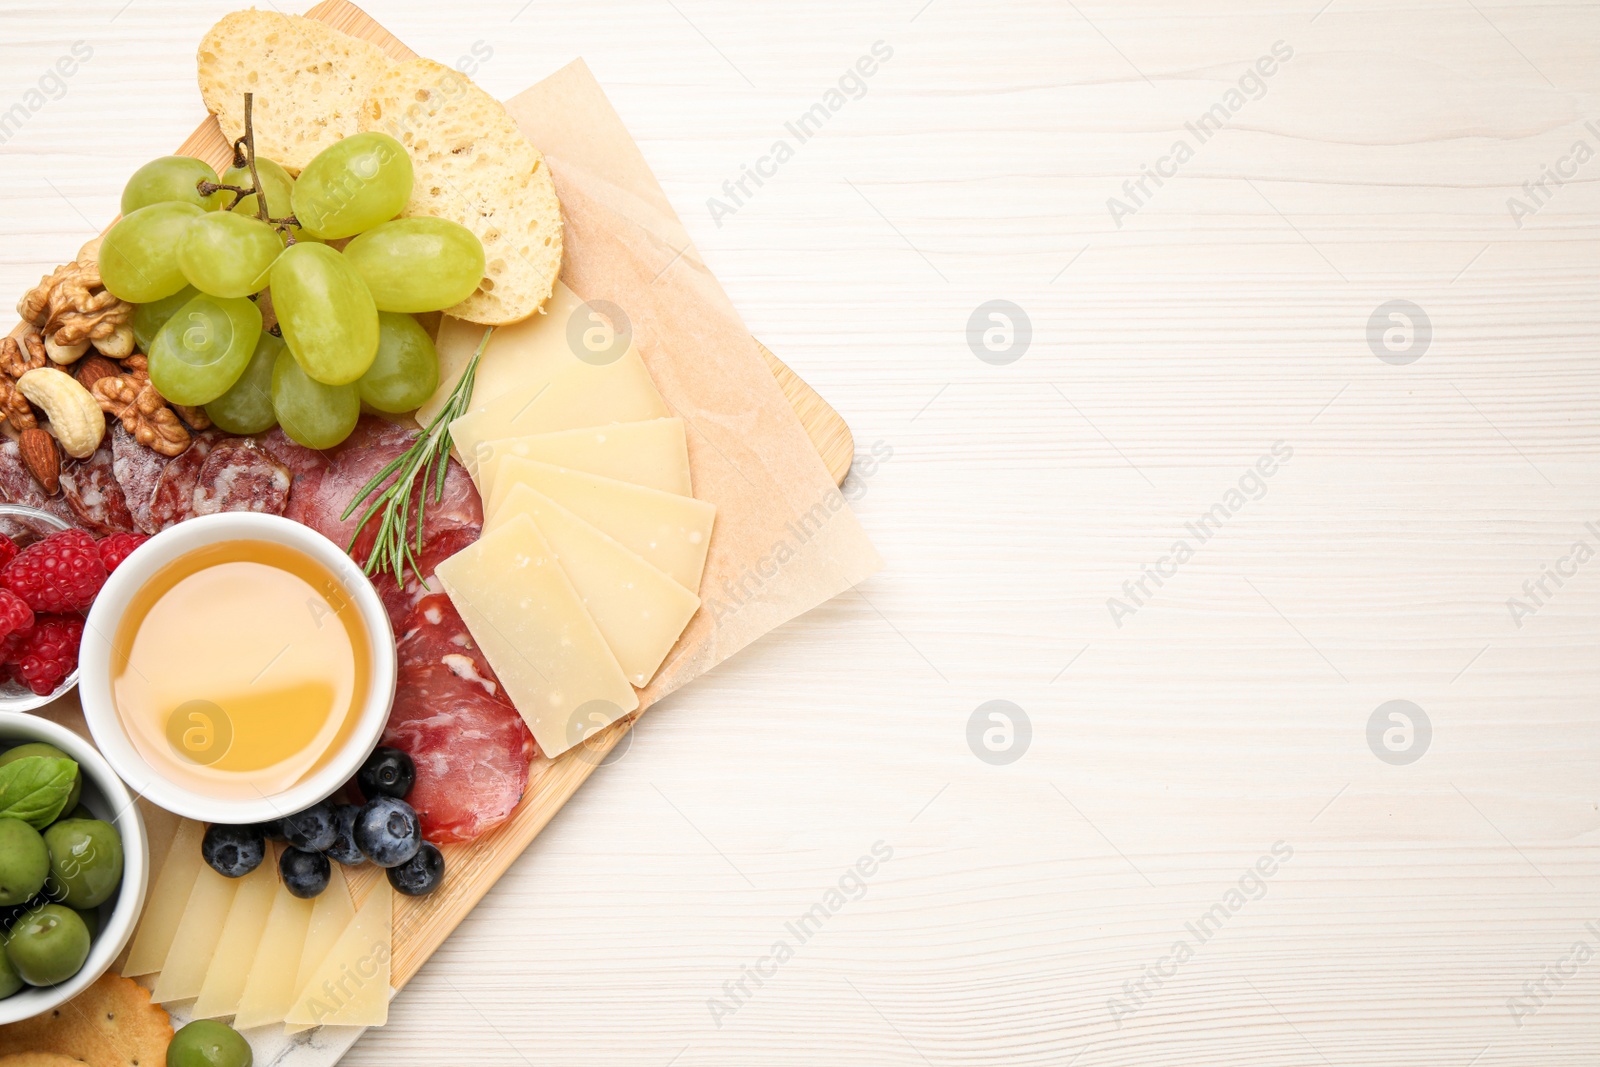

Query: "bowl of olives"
<box><xmin>0</xmin><ymin>715</ymin><xmax>147</xmax><ymax>1024</ymax></box>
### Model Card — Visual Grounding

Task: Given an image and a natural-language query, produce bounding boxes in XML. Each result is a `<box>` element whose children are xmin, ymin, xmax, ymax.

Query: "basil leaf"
<box><xmin>0</xmin><ymin>756</ymin><xmax>78</xmax><ymax>829</ymax></box>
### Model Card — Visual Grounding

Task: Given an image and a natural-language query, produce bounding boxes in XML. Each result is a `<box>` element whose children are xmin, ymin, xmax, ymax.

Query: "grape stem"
<box><xmin>341</xmin><ymin>328</ymin><xmax>494</xmax><ymax>586</ymax></box>
<box><xmin>192</xmin><ymin>93</ymin><xmax>303</xmax><ymax>243</ymax></box>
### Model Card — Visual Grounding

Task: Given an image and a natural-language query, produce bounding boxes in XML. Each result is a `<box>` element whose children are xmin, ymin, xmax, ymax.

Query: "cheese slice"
<box><xmin>123</xmin><ymin>819</ymin><xmax>204</xmax><ymax>977</ymax></box>
<box><xmin>150</xmin><ymin>864</ymin><xmax>239</xmax><ymax>1003</ymax></box>
<box><xmin>472</xmin><ymin>418</ymin><xmax>692</xmax><ymax>500</ymax></box>
<box><xmin>284</xmin><ymin>877</ymin><xmax>393</xmax><ymax>1028</ymax></box>
<box><xmin>485</xmin><ymin>459</ymin><xmax>715</xmax><ymax>592</ymax></box>
<box><xmin>421</xmin><ymin>281</ymin><xmax>588</xmax><ymax>427</ymax></box>
<box><xmin>450</xmin><ymin>349</ymin><xmax>671</xmax><ymax>480</ymax></box>
<box><xmin>436</xmin><ymin>515</ymin><xmax>639</xmax><ymax>757</ymax></box>
<box><xmin>284</xmin><ymin>864</ymin><xmax>355</xmax><ymax>1034</ymax></box>
<box><xmin>494</xmin><ymin>484</ymin><xmax>700</xmax><ymax>687</ymax></box>
<box><xmin>233</xmin><ymin>878</ymin><xmax>316</xmax><ymax>1030</ymax></box>
<box><xmin>192</xmin><ymin>860</ymin><xmax>279</xmax><ymax>1019</ymax></box>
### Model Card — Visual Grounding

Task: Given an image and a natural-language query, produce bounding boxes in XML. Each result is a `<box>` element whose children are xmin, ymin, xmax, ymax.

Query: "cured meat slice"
<box><xmin>192</xmin><ymin>442</ymin><xmax>291</xmax><ymax>516</ymax></box>
<box><xmin>288</xmin><ymin>416</ymin><xmax>481</xmax><ymax>563</ymax></box>
<box><xmin>375</xmin><ymin>526</ymin><xmax>480</xmax><ymax>635</ymax></box>
<box><xmin>0</xmin><ymin>438</ymin><xmax>77</xmax><ymax>530</ymax></box>
<box><xmin>396</xmin><ymin>592</ymin><xmax>495</xmax><ymax>681</ymax></box>
<box><xmin>59</xmin><ymin>434</ymin><xmax>136</xmax><ymax>535</ymax></box>
<box><xmin>147</xmin><ymin>430</ymin><xmax>219</xmax><ymax>531</ymax></box>
<box><xmin>254</xmin><ymin>425</ymin><xmax>331</xmax><ymax>481</ymax></box>
<box><xmin>110</xmin><ymin>424</ymin><xmax>170</xmax><ymax>534</ymax></box>
<box><xmin>384</xmin><ymin>659</ymin><xmax>533</xmax><ymax>843</ymax></box>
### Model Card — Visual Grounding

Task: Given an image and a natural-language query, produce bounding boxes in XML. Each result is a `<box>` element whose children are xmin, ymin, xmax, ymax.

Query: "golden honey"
<box><xmin>110</xmin><ymin>540</ymin><xmax>370</xmax><ymax>800</ymax></box>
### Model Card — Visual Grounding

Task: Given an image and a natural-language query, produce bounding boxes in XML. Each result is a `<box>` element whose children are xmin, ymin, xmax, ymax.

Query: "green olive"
<box><xmin>43</xmin><ymin>819</ymin><xmax>123</xmax><ymax>909</ymax></box>
<box><xmin>166</xmin><ymin>1019</ymin><xmax>253</xmax><ymax>1067</ymax></box>
<box><xmin>5</xmin><ymin>903</ymin><xmax>89</xmax><ymax>986</ymax></box>
<box><xmin>0</xmin><ymin>744</ymin><xmax>80</xmax><ymax>812</ymax></box>
<box><xmin>0</xmin><ymin>820</ymin><xmax>48</xmax><ymax>907</ymax></box>
<box><xmin>0</xmin><ymin>941</ymin><xmax>21</xmax><ymax>998</ymax></box>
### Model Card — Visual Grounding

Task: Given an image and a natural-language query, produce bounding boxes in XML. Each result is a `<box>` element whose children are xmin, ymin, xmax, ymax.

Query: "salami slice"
<box><xmin>384</xmin><ymin>659</ymin><xmax>533</xmax><ymax>843</ymax></box>
<box><xmin>147</xmin><ymin>430</ymin><xmax>219</xmax><ymax>531</ymax></box>
<box><xmin>59</xmin><ymin>434</ymin><xmax>136</xmax><ymax>535</ymax></box>
<box><xmin>192</xmin><ymin>442</ymin><xmax>291</xmax><ymax>516</ymax></box>
<box><xmin>396</xmin><ymin>591</ymin><xmax>495</xmax><ymax>680</ymax></box>
<box><xmin>254</xmin><ymin>425</ymin><xmax>332</xmax><ymax>481</ymax></box>
<box><xmin>376</xmin><ymin>526</ymin><xmax>480</xmax><ymax>635</ymax></box>
<box><xmin>110</xmin><ymin>424</ymin><xmax>171</xmax><ymax>534</ymax></box>
<box><xmin>0</xmin><ymin>438</ymin><xmax>77</xmax><ymax>531</ymax></box>
<box><xmin>288</xmin><ymin>416</ymin><xmax>480</xmax><ymax>563</ymax></box>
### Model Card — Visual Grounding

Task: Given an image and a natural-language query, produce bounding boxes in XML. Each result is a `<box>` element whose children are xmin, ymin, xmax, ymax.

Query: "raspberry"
<box><xmin>2</xmin><ymin>530</ymin><xmax>106</xmax><ymax>613</ymax></box>
<box><xmin>12</xmin><ymin>614</ymin><xmax>83</xmax><ymax>696</ymax></box>
<box><xmin>0</xmin><ymin>589</ymin><xmax>34</xmax><ymax>647</ymax></box>
<box><xmin>97</xmin><ymin>532</ymin><xmax>150</xmax><ymax>575</ymax></box>
<box><xmin>0</xmin><ymin>538</ymin><xmax>18</xmax><ymax>571</ymax></box>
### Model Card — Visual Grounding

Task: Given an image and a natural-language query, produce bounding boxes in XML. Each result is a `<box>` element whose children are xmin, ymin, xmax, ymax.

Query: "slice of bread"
<box><xmin>197</xmin><ymin>10</ymin><xmax>390</xmax><ymax>175</ymax></box>
<box><xmin>359</xmin><ymin>58</ymin><xmax>563</xmax><ymax>325</ymax></box>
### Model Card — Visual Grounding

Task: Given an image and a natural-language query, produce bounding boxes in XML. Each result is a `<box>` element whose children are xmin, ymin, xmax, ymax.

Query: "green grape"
<box><xmin>359</xmin><ymin>313</ymin><xmax>441</xmax><ymax>413</ymax></box>
<box><xmin>205</xmin><ymin>330</ymin><xmax>282</xmax><ymax>434</ymax></box>
<box><xmin>342</xmin><ymin>218</ymin><xmax>485</xmax><ymax>313</ymax></box>
<box><xmin>291</xmin><ymin>133</ymin><xmax>413</xmax><ymax>240</ymax></box>
<box><xmin>223</xmin><ymin>157</ymin><xmax>318</xmax><ymax>245</ymax></box>
<box><xmin>98</xmin><ymin>202</ymin><xmax>204</xmax><ymax>303</ymax></box>
<box><xmin>131</xmin><ymin>286</ymin><xmax>198</xmax><ymax>351</ymax></box>
<box><xmin>147</xmin><ymin>293</ymin><xmax>261</xmax><ymax>406</ymax></box>
<box><xmin>269</xmin><ymin>243</ymin><xmax>379</xmax><ymax>385</ymax></box>
<box><xmin>272</xmin><ymin>347</ymin><xmax>359</xmax><ymax>449</ymax></box>
<box><xmin>177</xmin><ymin>212</ymin><xmax>282</xmax><ymax>299</ymax></box>
<box><xmin>120</xmin><ymin>156</ymin><xmax>226</xmax><ymax>215</ymax></box>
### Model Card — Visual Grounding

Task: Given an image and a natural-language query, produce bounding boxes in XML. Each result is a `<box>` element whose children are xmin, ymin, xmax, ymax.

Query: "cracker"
<box><xmin>0</xmin><ymin>1055</ymin><xmax>89</xmax><ymax>1067</ymax></box>
<box><xmin>0</xmin><ymin>974</ymin><xmax>172</xmax><ymax>1067</ymax></box>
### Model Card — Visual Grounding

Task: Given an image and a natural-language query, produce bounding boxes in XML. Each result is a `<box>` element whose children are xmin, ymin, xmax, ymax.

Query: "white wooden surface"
<box><xmin>4</xmin><ymin>1</ymin><xmax>1600</xmax><ymax>1063</ymax></box>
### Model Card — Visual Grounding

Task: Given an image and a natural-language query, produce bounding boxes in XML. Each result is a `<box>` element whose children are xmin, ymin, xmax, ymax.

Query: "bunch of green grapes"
<box><xmin>99</xmin><ymin>135</ymin><xmax>482</xmax><ymax>449</ymax></box>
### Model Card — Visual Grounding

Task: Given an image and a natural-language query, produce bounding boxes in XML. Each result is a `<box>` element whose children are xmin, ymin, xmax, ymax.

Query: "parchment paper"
<box><xmin>484</xmin><ymin>60</ymin><xmax>883</xmax><ymax>708</ymax></box>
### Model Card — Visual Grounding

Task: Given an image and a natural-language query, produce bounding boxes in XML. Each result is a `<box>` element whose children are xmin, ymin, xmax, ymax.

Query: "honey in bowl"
<box><xmin>109</xmin><ymin>540</ymin><xmax>370</xmax><ymax>800</ymax></box>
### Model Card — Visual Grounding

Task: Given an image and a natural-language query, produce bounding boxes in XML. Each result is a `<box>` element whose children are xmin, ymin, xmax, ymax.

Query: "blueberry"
<box><xmin>201</xmin><ymin>824</ymin><xmax>265</xmax><ymax>879</ymax></box>
<box><xmin>386</xmin><ymin>842</ymin><xmax>445</xmax><ymax>897</ymax></box>
<box><xmin>280</xmin><ymin>801</ymin><xmax>338</xmax><ymax>852</ymax></box>
<box><xmin>352</xmin><ymin>796</ymin><xmax>421</xmax><ymax>868</ymax></box>
<box><xmin>325</xmin><ymin>804</ymin><xmax>365</xmax><ymax>866</ymax></box>
<box><xmin>357</xmin><ymin>747</ymin><xmax>415</xmax><ymax>801</ymax></box>
<box><xmin>279</xmin><ymin>847</ymin><xmax>330</xmax><ymax>899</ymax></box>
<box><xmin>253</xmin><ymin>818</ymin><xmax>286</xmax><ymax>842</ymax></box>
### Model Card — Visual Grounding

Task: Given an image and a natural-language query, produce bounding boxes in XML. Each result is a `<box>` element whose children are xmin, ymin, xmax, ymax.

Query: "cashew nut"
<box><xmin>43</xmin><ymin>337</ymin><xmax>89</xmax><ymax>365</ymax></box>
<box><xmin>17</xmin><ymin>367</ymin><xmax>105</xmax><ymax>459</ymax></box>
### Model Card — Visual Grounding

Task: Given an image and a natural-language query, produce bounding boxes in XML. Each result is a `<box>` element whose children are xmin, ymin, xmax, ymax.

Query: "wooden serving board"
<box><xmin>142</xmin><ymin>0</ymin><xmax>855</xmax><ymax>998</ymax></box>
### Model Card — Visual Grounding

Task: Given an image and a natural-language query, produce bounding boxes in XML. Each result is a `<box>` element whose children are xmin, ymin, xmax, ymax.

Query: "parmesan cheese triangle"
<box><xmin>493</xmin><ymin>483</ymin><xmax>701</xmax><ymax>687</ymax></box>
<box><xmin>437</xmin><ymin>514</ymin><xmax>639</xmax><ymax>757</ymax></box>
<box><xmin>123</xmin><ymin>819</ymin><xmax>204</xmax><ymax>978</ymax></box>
<box><xmin>233</xmin><ymin>877</ymin><xmax>316</xmax><ymax>1030</ymax></box>
<box><xmin>192</xmin><ymin>859</ymin><xmax>279</xmax><ymax>1019</ymax></box>
<box><xmin>284</xmin><ymin>878</ymin><xmax>393</xmax><ymax>1028</ymax></box>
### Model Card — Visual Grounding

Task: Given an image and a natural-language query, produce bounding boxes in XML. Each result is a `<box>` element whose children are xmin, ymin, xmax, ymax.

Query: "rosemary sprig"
<box><xmin>341</xmin><ymin>327</ymin><xmax>493</xmax><ymax>585</ymax></box>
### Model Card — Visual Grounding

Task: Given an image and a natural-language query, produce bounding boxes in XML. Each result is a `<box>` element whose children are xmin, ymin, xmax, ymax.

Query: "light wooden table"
<box><xmin>4</xmin><ymin>1</ymin><xmax>1599</xmax><ymax>1063</ymax></box>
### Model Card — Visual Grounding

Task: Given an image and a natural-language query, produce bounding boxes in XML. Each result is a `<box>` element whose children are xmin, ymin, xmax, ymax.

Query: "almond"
<box><xmin>18</xmin><ymin>426</ymin><xmax>60</xmax><ymax>495</ymax></box>
<box><xmin>73</xmin><ymin>354</ymin><xmax>121</xmax><ymax>392</ymax></box>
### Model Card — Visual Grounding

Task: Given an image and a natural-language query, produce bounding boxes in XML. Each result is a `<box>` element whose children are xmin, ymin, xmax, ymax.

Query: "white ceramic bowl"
<box><xmin>0</xmin><ymin>714</ymin><xmax>148</xmax><ymax>1025</ymax></box>
<box><xmin>78</xmin><ymin>513</ymin><xmax>396</xmax><ymax>824</ymax></box>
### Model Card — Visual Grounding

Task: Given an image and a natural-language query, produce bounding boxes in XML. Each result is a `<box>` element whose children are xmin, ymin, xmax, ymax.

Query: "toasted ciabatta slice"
<box><xmin>197</xmin><ymin>10</ymin><xmax>390</xmax><ymax>174</ymax></box>
<box><xmin>358</xmin><ymin>58</ymin><xmax>562</xmax><ymax>325</ymax></box>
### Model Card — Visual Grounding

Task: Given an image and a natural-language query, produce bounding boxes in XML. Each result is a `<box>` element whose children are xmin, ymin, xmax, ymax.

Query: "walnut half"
<box><xmin>17</xmin><ymin>239</ymin><xmax>135</xmax><ymax>361</ymax></box>
<box><xmin>90</xmin><ymin>375</ymin><xmax>190</xmax><ymax>457</ymax></box>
